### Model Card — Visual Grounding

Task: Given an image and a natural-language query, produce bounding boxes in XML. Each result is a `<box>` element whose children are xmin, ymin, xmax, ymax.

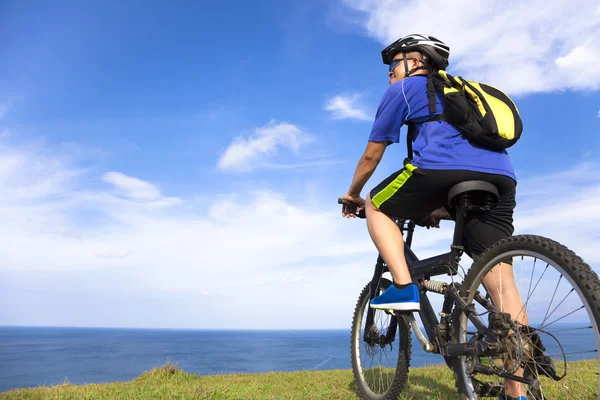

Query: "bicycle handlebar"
<box><xmin>337</xmin><ymin>198</ymin><xmax>366</xmax><ymax>219</ymax></box>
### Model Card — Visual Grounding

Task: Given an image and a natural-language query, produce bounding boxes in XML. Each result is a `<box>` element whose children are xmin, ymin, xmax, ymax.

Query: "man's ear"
<box><xmin>410</xmin><ymin>57</ymin><xmax>420</xmax><ymax>71</ymax></box>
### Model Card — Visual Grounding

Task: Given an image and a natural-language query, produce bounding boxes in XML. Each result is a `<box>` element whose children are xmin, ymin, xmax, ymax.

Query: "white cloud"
<box><xmin>103</xmin><ymin>171</ymin><xmax>174</xmax><ymax>203</ymax></box>
<box><xmin>597</xmin><ymin>109</ymin><xmax>600</xmax><ymax>118</ymax></box>
<box><xmin>339</xmin><ymin>0</ymin><xmax>600</xmax><ymax>95</ymax></box>
<box><xmin>217</xmin><ymin>120</ymin><xmax>313</xmax><ymax>172</ymax></box>
<box><xmin>0</xmin><ymin>140</ymin><xmax>372</xmax><ymax>293</ymax></box>
<box><xmin>0</xmin><ymin>146</ymin><xmax>83</xmax><ymax>200</ymax></box>
<box><xmin>2</xmin><ymin>139</ymin><xmax>599</xmax><ymax>329</ymax></box>
<box><xmin>324</xmin><ymin>94</ymin><xmax>371</xmax><ymax>121</ymax></box>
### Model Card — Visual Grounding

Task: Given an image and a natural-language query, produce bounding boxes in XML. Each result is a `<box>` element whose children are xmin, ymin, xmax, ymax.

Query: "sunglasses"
<box><xmin>389</xmin><ymin>58</ymin><xmax>406</xmax><ymax>72</ymax></box>
<box><xmin>389</xmin><ymin>57</ymin><xmax>423</xmax><ymax>72</ymax></box>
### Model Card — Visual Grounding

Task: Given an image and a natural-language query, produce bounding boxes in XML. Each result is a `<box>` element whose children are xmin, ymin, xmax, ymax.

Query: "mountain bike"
<box><xmin>342</xmin><ymin>180</ymin><xmax>600</xmax><ymax>399</ymax></box>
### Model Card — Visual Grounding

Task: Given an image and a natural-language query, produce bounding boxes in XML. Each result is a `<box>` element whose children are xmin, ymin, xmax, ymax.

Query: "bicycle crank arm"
<box><xmin>445</xmin><ymin>340</ymin><xmax>502</xmax><ymax>358</ymax></box>
<box><xmin>471</xmin><ymin>363</ymin><xmax>538</xmax><ymax>387</ymax></box>
<box><xmin>405</xmin><ymin>313</ymin><xmax>436</xmax><ymax>353</ymax></box>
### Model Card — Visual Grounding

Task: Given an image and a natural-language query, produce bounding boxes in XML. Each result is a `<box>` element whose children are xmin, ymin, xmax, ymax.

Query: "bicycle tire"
<box><xmin>351</xmin><ymin>278</ymin><xmax>412</xmax><ymax>400</ymax></box>
<box><xmin>451</xmin><ymin>235</ymin><xmax>600</xmax><ymax>399</ymax></box>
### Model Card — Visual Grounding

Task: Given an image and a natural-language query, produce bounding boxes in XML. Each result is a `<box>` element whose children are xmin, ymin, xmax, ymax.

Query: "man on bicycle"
<box><xmin>341</xmin><ymin>34</ymin><xmax>527</xmax><ymax>400</ymax></box>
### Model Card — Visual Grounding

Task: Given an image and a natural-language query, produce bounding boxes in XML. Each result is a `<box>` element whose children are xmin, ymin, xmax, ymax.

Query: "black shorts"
<box><xmin>369</xmin><ymin>163</ymin><xmax>516</xmax><ymax>258</ymax></box>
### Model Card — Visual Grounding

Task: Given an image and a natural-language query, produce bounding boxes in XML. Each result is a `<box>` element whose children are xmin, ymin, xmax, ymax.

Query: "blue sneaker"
<box><xmin>370</xmin><ymin>283</ymin><xmax>420</xmax><ymax>311</ymax></box>
<box><xmin>499</xmin><ymin>396</ymin><xmax>527</xmax><ymax>400</ymax></box>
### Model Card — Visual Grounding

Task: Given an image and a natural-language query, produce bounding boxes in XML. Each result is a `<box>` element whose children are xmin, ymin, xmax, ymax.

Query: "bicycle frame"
<box><xmin>363</xmin><ymin>218</ymin><xmax>539</xmax><ymax>388</ymax></box>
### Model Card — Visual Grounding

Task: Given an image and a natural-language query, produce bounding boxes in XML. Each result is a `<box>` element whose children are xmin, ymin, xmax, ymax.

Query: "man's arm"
<box><xmin>347</xmin><ymin>141</ymin><xmax>387</xmax><ymax>197</ymax></box>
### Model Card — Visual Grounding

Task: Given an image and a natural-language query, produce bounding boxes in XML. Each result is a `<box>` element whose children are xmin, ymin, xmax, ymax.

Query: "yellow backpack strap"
<box><xmin>437</xmin><ymin>70</ymin><xmax>453</xmax><ymax>84</ymax></box>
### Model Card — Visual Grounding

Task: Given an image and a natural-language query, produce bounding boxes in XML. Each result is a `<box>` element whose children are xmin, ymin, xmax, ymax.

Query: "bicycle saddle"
<box><xmin>448</xmin><ymin>180</ymin><xmax>499</xmax><ymax>210</ymax></box>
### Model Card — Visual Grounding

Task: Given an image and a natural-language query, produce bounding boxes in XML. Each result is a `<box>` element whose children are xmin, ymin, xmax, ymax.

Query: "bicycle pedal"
<box><xmin>393</xmin><ymin>310</ymin><xmax>414</xmax><ymax>316</ymax></box>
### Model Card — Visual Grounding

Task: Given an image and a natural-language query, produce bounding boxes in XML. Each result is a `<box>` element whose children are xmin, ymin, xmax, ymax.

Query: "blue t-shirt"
<box><xmin>368</xmin><ymin>75</ymin><xmax>516</xmax><ymax>181</ymax></box>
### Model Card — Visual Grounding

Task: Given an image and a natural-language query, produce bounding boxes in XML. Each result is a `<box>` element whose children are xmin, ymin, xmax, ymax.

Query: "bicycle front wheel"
<box><xmin>351</xmin><ymin>278</ymin><xmax>412</xmax><ymax>400</ymax></box>
<box><xmin>452</xmin><ymin>235</ymin><xmax>600</xmax><ymax>399</ymax></box>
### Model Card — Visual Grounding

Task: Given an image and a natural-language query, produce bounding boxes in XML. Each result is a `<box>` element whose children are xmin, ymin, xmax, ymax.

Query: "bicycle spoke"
<box><xmin>532</xmin><ymin>360</ymin><xmax>544</xmax><ymax>399</ymax></box>
<box><xmin>518</xmin><ymin>322</ymin><xmax>597</xmax><ymax>390</ymax></box>
<box><xmin>377</xmin><ymin>348</ymin><xmax>384</xmax><ymax>392</ymax></box>
<box><xmin>515</xmin><ymin>262</ymin><xmax>549</xmax><ymax>322</ymax></box>
<box><xmin>512</xmin><ymin>321</ymin><xmax>597</xmax><ymax>398</ymax></box>
<box><xmin>532</xmin><ymin>358</ymin><xmax>576</xmax><ymax>400</ymax></box>
<box><xmin>542</xmin><ymin>274</ymin><xmax>563</xmax><ymax>324</ymax></box>
<box><xmin>525</xmin><ymin>257</ymin><xmax>537</xmax><ymax>307</ymax></box>
<box><xmin>546</xmin><ymin>326</ymin><xmax>592</xmax><ymax>334</ymax></box>
<box><xmin>533</xmin><ymin>361</ymin><xmax>598</xmax><ymax>375</ymax></box>
<box><xmin>523</xmin><ymin>338</ymin><xmax>597</xmax><ymax>393</ymax></box>
<box><xmin>540</xmin><ymin>305</ymin><xmax>585</xmax><ymax>330</ymax></box>
<box><xmin>536</xmin><ymin>362</ymin><xmax>599</xmax><ymax>399</ymax></box>
<box><xmin>545</xmin><ymin>349</ymin><xmax>598</xmax><ymax>358</ymax></box>
<box><xmin>518</xmin><ymin>255</ymin><xmax>524</xmax><ymax>315</ymax></box>
<box><xmin>538</xmin><ymin>288</ymin><xmax>575</xmax><ymax>329</ymax></box>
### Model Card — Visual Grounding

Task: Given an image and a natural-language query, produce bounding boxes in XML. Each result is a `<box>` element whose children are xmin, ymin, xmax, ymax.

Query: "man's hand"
<box><xmin>415</xmin><ymin>214</ymin><xmax>441</xmax><ymax>229</ymax></box>
<box><xmin>415</xmin><ymin>207</ymin><xmax>450</xmax><ymax>229</ymax></box>
<box><xmin>340</xmin><ymin>193</ymin><xmax>366</xmax><ymax>218</ymax></box>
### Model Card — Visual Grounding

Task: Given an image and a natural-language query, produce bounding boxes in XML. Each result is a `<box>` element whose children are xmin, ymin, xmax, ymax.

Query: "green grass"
<box><xmin>1</xmin><ymin>360</ymin><xmax>596</xmax><ymax>399</ymax></box>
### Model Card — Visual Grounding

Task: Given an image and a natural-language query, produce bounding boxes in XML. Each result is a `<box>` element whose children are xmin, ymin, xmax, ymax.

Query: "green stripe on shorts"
<box><xmin>372</xmin><ymin>163</ymin><xmax>417</xmax><ymax>208</ymax></box>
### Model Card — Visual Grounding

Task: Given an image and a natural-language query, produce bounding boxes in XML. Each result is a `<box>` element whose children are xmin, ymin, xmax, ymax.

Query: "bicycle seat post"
<box><xmin>450</xmin><ymin>196</ymin><xmax>469</xmax><ymax>262</ymax></box>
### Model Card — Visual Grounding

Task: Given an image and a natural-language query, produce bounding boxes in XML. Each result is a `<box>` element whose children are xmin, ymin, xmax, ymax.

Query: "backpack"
<box><xmin>405</xmin><ymin>70</ymin><xmax>523</xmax><ymax>160</ymax></box>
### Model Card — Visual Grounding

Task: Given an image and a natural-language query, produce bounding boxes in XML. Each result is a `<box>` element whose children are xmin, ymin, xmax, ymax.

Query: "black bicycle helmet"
<box><xmin>382</xmin><ymin>34</ymin><xmax>450</xmax><ymax>70</ymax></box>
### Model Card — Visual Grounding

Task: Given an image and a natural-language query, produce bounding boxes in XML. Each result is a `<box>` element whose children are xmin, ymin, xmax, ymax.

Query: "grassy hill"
<box><xmin>1</xmin><ymin>360</ymin><xmax>595</xmax><ymax>399</ymax></box>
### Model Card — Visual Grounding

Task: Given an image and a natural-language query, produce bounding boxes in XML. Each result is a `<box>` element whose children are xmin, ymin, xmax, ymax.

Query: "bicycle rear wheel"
<box><xmin>452</xmin><ymin>235</ymin><xmax>600</xmax><ymax>399</ymax></box>
<box><xmin>351</xmin><ymin>278</ymin><xmax>411</xmax><ymax>400</ymax></box>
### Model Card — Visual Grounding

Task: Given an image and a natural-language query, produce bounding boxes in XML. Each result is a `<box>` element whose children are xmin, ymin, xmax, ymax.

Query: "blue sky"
<box><xmin>0</xmin><ymin>0</ymin><xmax>599</xmax><ymax>329</ymax></box>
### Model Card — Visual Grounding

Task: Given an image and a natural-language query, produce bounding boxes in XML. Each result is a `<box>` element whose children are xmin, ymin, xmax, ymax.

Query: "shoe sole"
<box><xmin>370</xmin><ymin>302</ymin><xmax>420</xmax><ymax>311</ymax></box>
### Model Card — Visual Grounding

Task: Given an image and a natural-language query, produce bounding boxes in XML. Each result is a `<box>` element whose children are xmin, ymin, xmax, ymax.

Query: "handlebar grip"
<box><xmin>338</xmin><ymin>198</ymin><xmax>366</xmax><ymax>219</ymax></box>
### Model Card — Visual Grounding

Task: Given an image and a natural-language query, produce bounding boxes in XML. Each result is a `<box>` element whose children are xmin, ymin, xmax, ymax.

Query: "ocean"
<box><xmin>0</xmin><ymin>325</ymin><xmax>595</xmax><ymax>392</ymax></box>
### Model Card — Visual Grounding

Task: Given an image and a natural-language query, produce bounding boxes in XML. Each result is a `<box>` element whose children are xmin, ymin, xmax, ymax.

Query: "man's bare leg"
<box><xmin>364</xmin><ymin>193</ymin><xmax>412</xmax><ymax>285</ymax></box>
<box><xmin>484</xmin><ymin>262</ymin><xmax>530</xmax><ymax>398</ymax></box>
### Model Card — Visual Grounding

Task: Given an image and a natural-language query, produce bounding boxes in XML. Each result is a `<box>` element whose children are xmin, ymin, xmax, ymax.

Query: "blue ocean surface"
<box><xmin>0</xmin><ymin>326</ymin><xmax>442</xmax><ymax>392</ymax></box>
<box><xmin>0</xmin><ymin>325</ymin><xmax>596</xmax><ymax>392</ymax></box>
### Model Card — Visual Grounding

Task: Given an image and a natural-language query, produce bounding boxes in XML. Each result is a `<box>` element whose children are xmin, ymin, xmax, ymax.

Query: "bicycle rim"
<box><xmin>351</xmin><ymin>279</ymin><xmax>410</xmax><ymax>399</ymax></box>
<box><xmin>455</xmin><ymin>238</ymin><xmax>600</xmax><ymax>399</ymax></box>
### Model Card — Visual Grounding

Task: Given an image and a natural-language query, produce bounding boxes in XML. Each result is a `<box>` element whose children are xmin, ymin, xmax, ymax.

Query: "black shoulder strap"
<box><xmin>405</xmin><ymin>115</ymin><xmax>445</xmax><ymax>163</ymax></box>
<box><xmin>406</xmin><ymin>123</ymin><xmax>415</xmax><ymax>164</ymax></box>
<box><xmin>405</xmin><ymin>73</ymin><xmax>442</xmax><ymax>163</ymax></box>
<box><xmin>427</xmin><ymin>73</ymin><xmax>437</xmax><ymax>113</ymax></box>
